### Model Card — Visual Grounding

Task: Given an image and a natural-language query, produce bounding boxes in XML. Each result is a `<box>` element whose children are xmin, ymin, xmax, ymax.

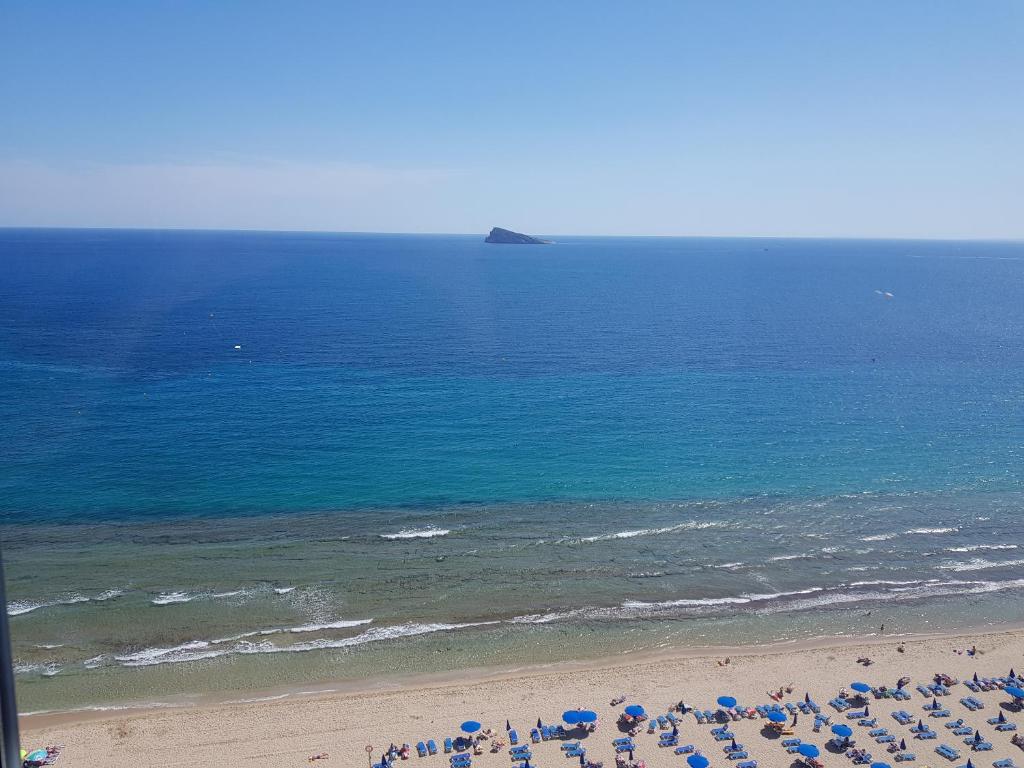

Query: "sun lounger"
<box><xmin>695</xmin><ymin>711</ymin><xmax>706</xmax><ymax>724</ymax></box>
<box><xmin>950</xmin><ymin>728</ymin><xmax>972</xmax><ymax>737</ymax></box>
<box><xmin>782</xmin><ymin>739</ymin><xmax>801</xmax><ymax>748</ymax></box>
<box><xmin>964</xmin><ymin>682</ymin><xmax>981</xmax><ymax>692</ymax></box>
<box><xmin>674</xmin><ymin>745</ymin><xmax>695</xmax><ymax>755</ymax></box>
<box><xmin>809</xmin><ymin>700</ymin><xmax>821</xmax><ymax>713</ymax></box>
<box><xmin>935</xmin><ymin>745</ymin><xmax>960</xmax><ymax>761</ymax></box>
<box><xmin>531</xmin><ymin>729</ymin><xmax>540</xmax><ymax>743</ymax></box>
<box><xmin>512</xmin><ymin>752</ymin><xmax>533</xmax><ymax>762</ymax></box>
<box><xmin>667</xmin><ymin>712</ymin><xmax>680</xmax><ymax>724</ymax></box>
<box><xmin>894</xmin><ymin>754</ymin><xmax>916</xmax><ymax>762</ymax></box>
<box><xmin>849</xmin><ymin>710</ymin><xmax>869</xmax><ymax>719</ymax></box>
<box><xmin>724</xmin><ymin>744</ymin><xmax>745</xmax><ymax>753</ymax></box>
<box><xmin>417</xmin><ymin>742</ymin><xmax>428</xmax><ymax>758</ymax></box>
<box><xmin>612</xmin><ymin>738</ymin><xmax>633</xmax><ymax>746</ymax></box>
<box><xmin>428</xmin><ymin>741</ymin><xmax>438</xmax><ymax>755</ymax></box>
<box><xmin>560</xmin><ymin>744</ymin><xmax>579</xmax><ymax>752</ymax></box>
<box><xmin>736</xmin><ymin>762</ymin><xmax>757</xmax><ymax>768</ymax></box>
<box><xmin>728</xmin><ymin>753</ymin><xmax>749</xmax><ymax>760</ymax></box>
<box><xmin>786</xmin><ymin>703</ymin><xmax>798</xmax><ymax>714</ymax></box>
<box><xmin>861</xmin><ymin>719</ymin><xmax>879</xmax><ymax>727</ymax></box>
<box><xmin>870</xmin><ymin>729</ymin><xmax>889</xmax><ymax>737</ymax></box>
<box><xmin>445</xmin><ymin>739</ymin><xmax>454</xmax><ymax>753</ymax></box>
<box><xmin>705</xmin><ymin>710</ymin><xmax>716</xmax><ymax>723</ymax></box>
<box><xmin>851</xmin><ymin>752</ymin><xmax>873</xmax><ymax>764</ymax></box>
<box><xmin>894</xmin><ymin>712</ymin><xmax>914</xmax><ymax>725</ymax></box>
<box><xmin>451</xmin><ymin>756</ymin><xmax>471</xmax><ymax>767</ymax></box>
<box><xmin>996</xmin><ymin>723</ymin><xmax>1018</xmax><ymax>732</ymax></box>
<box><xmin>878</xmin><ymin>736</ymin><xmax>897</xmax><ymax>744</ymax></box>
<box><xmin>972</xmin><ymin>744</ymin><xmax>993</xmax><ymax>752</ymax></box>
<box><xmin>917</xmin><ymin>732</ymin><xmax>938</xmax><ymax>740</ymax></box>
<box><xmin>946</xmin><ymin>720</ymin><xmax>965</xmax><ymax>729</ymax></box>
<box><xmin>658</xmin><ymin>738</ymin><xmax>678</xmax><ymax>748</ymax></box>
<box><xmin>614</xmin><ymin>745</ymin><xmax>634</xmax><ymax>754</ymax></box>
<box><xmin>967</xmin><ymin>697</ymin><xmax>984</xmax><ymax>709</ymax></box>
<box><xmin>647</xmin><ymin>720</ymin><xmax>658</xmax><ymax>733</ymax></box>
<box><xmin>714</xmin><ymin>732</ymin><xmax>736</xmax><ymax>741</ymax></box>
<box><xmin>566</xmin><ymin>749</ymin><xmax>585</xmax><ymax>758</ymax></box>
<box><xmin>993</xmin><ymin>760</ymin><xmax>1015</xmax><ymax>768</ymax></box>
<box><xmin>786</xmin><ymin>746</ymin><xmax>802</xmax><ymax>754</ymax></box>
<box><xmin>509</xmin><ymin>731</ymin><xmax>519</xmax><ymax>746</ymax></box>
<box><xmin>919</xmin><ymin>686</ymin><xmax>933</xmax><ymax>697</ymax></box>
<box><xmin>831</xmin><ymin>698</ymin><xmax>851</xmax><ymax>712</ymax></box>
<box><xmin>930</xmin><ymin>711</ymin><xmax>951</xmax><ymax>718</ymax></box>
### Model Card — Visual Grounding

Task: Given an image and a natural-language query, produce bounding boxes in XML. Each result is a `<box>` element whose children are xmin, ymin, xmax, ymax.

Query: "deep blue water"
<box><xmin>1</xmin><ymin>229</ymin><xmax>1023</xmax><ymax>520</ymax></box>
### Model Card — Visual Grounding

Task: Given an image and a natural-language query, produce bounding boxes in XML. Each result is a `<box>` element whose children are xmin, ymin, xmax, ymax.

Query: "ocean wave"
<box><xmin>151</xmin><ymin>588</ymin><xmax>251</xmax><ymax>606</ymax></box>
<box><xmin>574</xmin><ymin>521</ymin><xmax>723</xmax><ymax>544</ymax></box>
<box><xmin>379</xmin><ymin>527</ymin><xmax>450</xmax><ymax>540</ymax></box>
<box><xmin>274</xmin><ymin>587</ymin><xmax>297</xmax><ymax>594</ymax></box>
<box><xmin>767</xmin><ymin>554</ymin><xmax>814</xmax><ymax>562</ymax></box>
<box><xmin>938</xmin><ymin>558</ymin><xmax>1024</xmax><ymax>572</ymax></box>
<box><xmin>8</xmin><ymin>589</ymin><xmax>124</xmax><ymax>617</ymax></box>
<box><xmin>905</xmin><ymin>527</ymin><xmax>959</xmax><ymax>535</ymax></box>
<box><xmin>117</xmin><ymin>620</ymin><xmax>499</xmax><ymax>667</ymax></box>
<box><xmin>946</xmin><ymin>544</ymin><xmax>1018</xmax><ymax>553</ymax></box>
<box><xmin>211</xmin><ymin>618</ymin><xmax>373</xmax><ymax>643</ymax></box>
<box><xmin>507</xmin><ymin>611</ymin><xmax>580</xmax><ymax>624</ymax></box>
<box><xmin>860</xmin><ymin>533</ymin><xmax>898</xmax><ymax>542</ymax></box>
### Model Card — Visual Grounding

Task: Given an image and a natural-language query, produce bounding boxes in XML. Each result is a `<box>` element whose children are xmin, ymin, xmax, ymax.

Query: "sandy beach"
<box><xmin>20</xmin><ymin>627</ymin><xmax>1024</xmax><ymax>768</ymax></box>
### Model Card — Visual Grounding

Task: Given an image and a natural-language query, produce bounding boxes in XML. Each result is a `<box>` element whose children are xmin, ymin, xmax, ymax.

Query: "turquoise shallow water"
<box><xmin>1</xmin><ymin>229</ymin><xmax>1023</xmax><ymax>712</ymax></box>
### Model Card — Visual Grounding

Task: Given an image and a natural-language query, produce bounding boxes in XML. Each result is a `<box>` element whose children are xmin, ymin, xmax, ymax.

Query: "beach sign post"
<box><xmin>366</xmin><ymin>744</ymin><xmax>374</xmax><ymax>768</ymax></box>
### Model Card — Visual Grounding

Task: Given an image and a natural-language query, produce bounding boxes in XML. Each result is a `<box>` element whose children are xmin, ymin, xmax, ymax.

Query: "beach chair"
<box><xmin>919</xmin><ymin>686</ymin><xmax>933</xmax><ymax>697</ymax></box>
<box><xmin>861</xmin><ymin>719</ymin><xmax>879</xmax><ymax>727</ymax></box>
<box><xmin>992</xmin><ymin>760</ymin><xmax>1015</xmax><ymax>768</ymax></box>
<box><xmin>612</xmin><ymin>738</ymin><xmax>633</xmax><ymax>746</ymax></box>
<box><xmin>728</xmin><ymin>753</ymin><xmax>749</xmax><ymax>760</ymax></box>
<box><xmin>658</xmin><ymin>737</ymin><xmax>678</xmax><ymax>749</ymax></box>
<box><xmin>736</xmin><ymin>761</ymin><xmax>757</xmax><ymax>768</ymax></box>
<box><xmin>614</xmin><ymin>744</ymin><xmax>634</xmax><ymax>754</ymax></box>
<box><xmin>428</xmin><ymin>741</ymin><xmax>438</xmax><ymax>756</ymax></box>
<box><xmin>782</xmin><ymin>739</ymin><xmax>801</xmax><ymax>748</ymax></box>
<box><xmin>657</xmin><ymin>715</ymin><xmax>669</xmax><ymax>729</ymax></box>
<box><xmin>996</xmin><ymin>723</ymin><xmax>1018</xmax><ymax>732</ymax></box>
<box><xmin>851</xmin><ymin>753</ymin><xmax>873</xmax><ymax>764</ymax></box>
<box><xmin>917</xmin><ymin>732</ymin><xmax>938</xmax><ymax>740</ymax></box>
<box><xmin>674</xmin><ymin>746</ymin><xmax>695</xmax><ymax>755</ymax></box>
<box><xmin>946</xmin><ymin>720</ymin><xmax>965</xmax><ymax>730</ymax></box>
<box><xmin>705</xmin><ymin>710</ymin><xmax>716</xmax><ymax>723</ymax></box>
<box><xmin>531</xmin><ymin>729</ymin><xmax>540</xmax><ymax>744</ymax></box>
<box><xmin>968</xmin><ymin>697</ymin><xmax>984</xmax><ymax>709</ymax></box>
<box><xmin>714</xmin><ymin>732</ymin><xmax>736</xmax><ymax>742</ymax></box>
<box><xmin>878</xmin><ymin>736</ymin><xmax>897</xmax><ymax>744</ymax></box>
<box><xmin>667</xmin><ymin>712</ymin><xmax>680</xmax><ymax>724</ymax></box>
<box><xmin>935</xmin><ymin>745</ymin><xmax>960</xmax><ymax>761</ymax></box>
<box><xmin>848</xmin><ymin>710</ymin><xmax>869</xmax><ymax>719</ymax></box>
<box><xmin>647</xmin><ymin>720</ymin><xmax>658</xmax><ymax>734</ymax></box>
<box><xmin>560</xmin><ymin>743</ymin><xmax>579</xmax><ymax>752</ymax></box>
<box><xmin>566</xmin><ymin>748</ymin><xmax>585</xmax><ymax>758</ymax></box>
<box><xmin>964</xmin><ymin>682</ymin><xmax>981</xmax><ymax>692</ymax></box>
<box><xmin>870</xmin><ymin>729</ymin><xmax>889</xmax><ymax>737</ymax></box>
<box><xmin>972</xmin><ymin>744</ymin><xmax>993</xmax><ymax>752</ymax></box>
<box><xmin>893</xmin><ymin>712</ymin><xmax>914</xmax><ymax>725</ymax></box>
<box><xmin>951</xmin><ymin>728</ymin><xmax>972</xmax><ymax>737</ymax></box>
<box><xmin>831</xmin><ymin>698</ymin><xmax>851</xmax><ymax>712</ymax></box>
<box><xmin>445</xmin><ymin>739</ymin><xmax>454</xmax><ymax>754</ymax></box>
<box><xmin>894</xmin><ymin>754</ymin><xmax>917</xmax><ymax>762</ymax></box>
<box><xmin>960</xmin><ymin>699</ymin><xmax>977</xmax><ymax>711</ymax></box>
<box><xmin>509</xmin><ymin>731</ymin><xmax>519</xmax><ymax>746</ymax></box>
<box><xmin>809</xmin><ymin>700</ymin><xmax>822</xmax><ymax>713</ymax></box>
<box><xmin>930</xmin><ymin>711</ymin><xmax>951</xmax><ymax>718</ymax></box>
<box><xmin>417</xmin><ymin>742</ymin><xmax>428</xmax><ymax>758</ymax></box>
<box><xmin>695</xmin><ymin>711</ymin><xmax>706</xmax><ymax>724</ymax></box>
<box><xmin>724</xmin><ymin>743</ymin><xmax>745</xmax><ymax>753</ymax></box>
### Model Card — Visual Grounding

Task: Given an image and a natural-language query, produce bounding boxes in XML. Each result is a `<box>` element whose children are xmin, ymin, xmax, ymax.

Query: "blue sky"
<box><xmin>1</xmin><ymin>1</ymin><xmax>1021</xmax><ymax>237</ymax></box>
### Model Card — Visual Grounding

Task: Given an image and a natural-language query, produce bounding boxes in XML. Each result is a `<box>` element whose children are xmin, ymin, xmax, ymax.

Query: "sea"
<box><xmin>1</xmin><ymin>228</ymin><xmax>1023</xmax><ymax>715</ymax></box>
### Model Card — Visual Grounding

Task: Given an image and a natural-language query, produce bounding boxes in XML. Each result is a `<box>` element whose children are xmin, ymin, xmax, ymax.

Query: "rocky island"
<box><xmin>484</xmin><ymin>227</ymin><xmax>552</xmax><ymax>244</ymax></box>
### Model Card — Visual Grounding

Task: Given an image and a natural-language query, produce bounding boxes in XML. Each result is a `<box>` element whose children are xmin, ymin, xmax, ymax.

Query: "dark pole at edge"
<box><xmin>0</xmin><ymin>543</ymin><xmax>21</xmax><ymax>768</ymax></box>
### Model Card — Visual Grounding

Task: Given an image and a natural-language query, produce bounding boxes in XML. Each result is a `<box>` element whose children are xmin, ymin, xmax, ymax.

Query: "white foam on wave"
<box><xmin>938</xmin><ymin>558</ymin><xmax>1024</xmax><ymax>572</ymax></box>
<box><xmin>151</xmin><ymin>588</ymin><xmax>253</xmax><ymax>606</ymax></box>
<box><xmin>576</xmin><ymin>521</ymin><xmax>722</xmax><ymax>543</ymax></box>
<box><xmin>8</xmin><ymin>589</ymin><xmax>124</xmax><ymax>617</ymax></box>
<box><xmin>905</xmin><ymin>527</ymin><xmax>959</xmax><ymax>535</ymax></box>
<box><xmin>946</xmin><ymin>544</ymin><xmax>1018</xmax><ymax>553</ymax></box>
<box><xmin>380</xmin><ymin>527</ymin><xmax>450</xmax><ymax>540</ymax></box>
<box><xmin>274</xmin><ymin>587</ymin><xmax>297</xmax><ymax>594</ymax></box>
<box><xmin>861</xmin><ymin>533</ymin><xmax>898</xmax><ymax>542</ymax></box>
<box><xmin>212</xmin><ymin>618</ymin><xmax>373</xmax><ymax>644</ymax></box>
<box><xmin>767</xmin><ymin>554</ymin><xmax>813</xmax><ymax>562</ymax></box>
<box><xmin>118</xmin><ymin>620</ymin><xmax>498</xmax><ymax>667</ymax></box>
<box><xmin>508</xmin><ymin>611</ymin><xmax>580</xmax><ymax>624</ymax></box>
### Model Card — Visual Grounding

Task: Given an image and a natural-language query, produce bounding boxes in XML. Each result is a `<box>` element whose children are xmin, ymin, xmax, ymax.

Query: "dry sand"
<box><xmin>20</xmin><ymin>628</ymin><xmax>1024</xmax><ymax>768</ymax></box>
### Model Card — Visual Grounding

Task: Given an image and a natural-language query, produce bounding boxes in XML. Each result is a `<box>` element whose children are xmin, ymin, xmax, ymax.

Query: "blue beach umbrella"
<box><xmin>1005</xmin><ymin>685</ymin><xmax>1024</xmax><ymax>700</ymax></box>
<box><xmin>25</xmin><ymin>751</ymin><xmax>48</xmax><ymax>764</ymax></box>
<box><xmin>768</xmin><ymin>711</ymin><xmax>787</xmax><ymax>723</ymax></box>
<box><xmin>673</xmin><ymin>725</ymin><xmax>679</xmax><ymax>737</ymax></box>
<box><xmin>966</xmin><ymin>761</ymin><xmax>975</xmax><ymax>768</ymax></box>
<box><xmin>563</xmin><ymin>711</ymin><xmax>582</xmax><ymax>725</ymax></box>
<box><xmin>851</xmin><ymin>682</ymin><xmax>871</xmax><ymax>693</ymax></box>
<box><xmin>580</xmin><ymin>754</ymin><xmax>586</xmax><ymax>767</ymax></box>
<box><xmin>717</xmin><ymin>696</ymin><xmax>737</xmax><ymax>708</ymax></box>
<box><xmin>998</xmin><ymin>711</ymin><xmax>1007</xmax><ymax>724</ymax></box>
<box><xmin>577</xmin><ymin>711</ymin><xmax>598</xmax><ymax>723</ymax></box>
<box><xmin>688</xmin><ymin>756</ymin><xmax>710</xmax><ymax>768</ymax></box>
<box><xmin>864</xmin><ymin>705</ymin><xmax>870</xmax><ymax>716</ymax></box>
<box><xmin>1010</xmin><ymin>668</ymin><xmax>1017</xmax><ymax>679</ymax></box>
<box><xmin>625</xmin><ymin>705</ymin><xmax>645</xmax><ymax>717</ymax></box>
<box><xmin>899</xmin><ymin>739</ymin><xmax>907</xmax><ymax>751</ymax></box>
<box><xmin>831</xmin><ymin>724</ymin><xmax>853</xmax><ymax>738</ymax></box>
<box><xmin>798</xmin><ymin>745</ymin><xmax>820</xmax><ymax>758</ymax></box>
<box><xmin>870</xmin><ymin>763</ymin><xmax>891</xmax><ymax>768</ymax></box>
<box><xmin>461</xmin><ymin>721</ymin><xmax>482</xmax><ymax>734</ymax></box>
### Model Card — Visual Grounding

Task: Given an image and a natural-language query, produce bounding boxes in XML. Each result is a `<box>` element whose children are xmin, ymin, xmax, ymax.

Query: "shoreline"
<box><xmin>22</xmin><ymin>620</ymin><xmax>1024</xmax><ymax>730</ymax></box>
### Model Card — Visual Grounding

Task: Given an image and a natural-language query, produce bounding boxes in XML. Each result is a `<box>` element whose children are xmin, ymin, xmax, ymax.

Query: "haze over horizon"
<box><xmin>2</xmin><ymin>1</ymin><xmax>1022</xmax><ymax>239</ymax></box>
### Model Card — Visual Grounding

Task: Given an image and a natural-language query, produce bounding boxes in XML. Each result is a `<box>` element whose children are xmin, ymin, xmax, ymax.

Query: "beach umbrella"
<box><xmin>899</xmin><ymin>740</ymin><xmax>907</xmax><ymax>751</ymax></box>
<box><xmin>579</xmin><ymin>754</ymin><xmax>586</xmax><ymax>767</ymax></box>
<box><xmin>966</xmin><ymin>761</ymin><xmax>974</xmax><ymax>768</ymax></box>
<box><xmin>688</xmin><ymin>756</ymin><xmax>710</xmax><ymax>768</ymax></box>
<box><xmin>524</xmin><ymin>761</ymin><xmax>531</xmax><ymax>768</ymax></box>
<box><xmin>1010</xmin><ymin>668</ymin><xmax>1016</xmax><ymax>679</ymax></box>
<box><xmin>973</xmin><ymin>730</ymin><xmax>981</xmax><ymax>744</ymax></box>
<box><xmin>673</xmin><ymin>725</ymin><xmax>679</xmax><ymax>737</ymax></box>
<box><xmin>864</xmin><ymin>705</ymin><xmax>869</xmax><ymax>716</ymax></box>
<box><xmin>917</xmin><ymin>720</ymin><xmax>924</xmax><ymax>731</ymax></box>
<box><xmin>998</xmin><ymin>711</ymin><xmax>1007</xmax><ymax>724</ymax></box>
<box><xmin>851</xmin><ymin>682</ymin><xmax>871</xmax><ymax>693</ymax></box>
<box><xmin>625</xmin><ymin>705</ymin><xmax>645</xmax><ymax>718</ymax></box>
<box><xmin>563</xmin><ymin>711</ymin><xmax>582</xmax><ymax>725</ymax></box>
<box><xmin>628</xmin><ymin>750</ymin><xmax>634</xmax><ymax>762</ymax></box>
<box><xmin>1005</xmin><ymin>686</ymin><xmax>1024</xmax><ymax>700</ymax></box>
<box><xmin>798</xmin><ymin>745</ymin><xmax>820</xmax><ymax>759</ymax></box>
<box><xmin>831</xmin><ymin>725</ymin><xmax>853</xmax><ymax>738</ymax></box>
<box><xmin>805</xmin><ymin>693</ymin><xmax>811</xmax><ymax>703</ymax></box>
<box><xmin>973</xmin><ymin>673</ymin><xmax>979</xmax><ymax>683</ymax></box>
<box><xmin>461</xmin><ymin>721</ymin><xmax>482</xmax><ymax>734</ymax></box>
<box><xmin>717</xmin><ymin>696</ymin><xmax>737</xmax><ymax>708</ymax></box>
<box><xmin>730</xmin><ymin>738</ymin><xmax>737</xmax><ymax>750</ymax></box>
<box><xmin>577</xmin><ymin>711</ymin><xmax>598</xmax><ymax>723</ymax></box>
<box><xmin>506</xmin><ymin>720</ymin><xmax>511</xmax><ymax>731</ymax></box>
<box><xmin>537</xmin><ymin>718</ymin><xmax>543</xmax><ymax>729</ymax></box>
<box><xmin>768</xmin><ymin>711</ymin><xmax>787</xmax><ymax>723</ymax></box>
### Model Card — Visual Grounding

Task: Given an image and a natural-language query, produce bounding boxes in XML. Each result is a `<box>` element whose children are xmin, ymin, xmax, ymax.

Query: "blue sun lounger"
<box><xmin>952</xmin><ymin>728</ymin><xmax>973</xmax><ymax>736</ymax></box>
<box><xmin>613</xmin><ymin>738</ymin><xmax>633</xmax><ymax>746</ymax></box>
<box><xmin>736</xmin><ymin>761</ymin><xmax>758</xmax><ymax>768</ymax></box>
<box><xmin>509</xmin><ymin>731</ymin><xmax>519</xmax><ymax>746</ymax></box>
<box><xmin>971</xmin><ymin>743</ymin><xmax>993</xmax><ymax>752</ymax></box>
<box><xmin>894</xmin><ymin>754</ymin><xmax>916</xmax><ymax>762</ymax></box>
<box><xmin>996</xmin><ymin>723</ymin><xmax>1018</xmax><ymax>732</ymax></box>
<box><xmin>566</xmin><ymin>748</ymin><xmax>585</xmax><ymax>758</ymax></box>
<box><xmin>724</xmin><ymin>743</ymin><xmax>745</xmax><ymax>753</ymax></box>
<box><xmin>531</xmin><ymin>729</ymin><xmax>541</xmax><ymax>743</ymax></box>
<box><xmin>831</xmin><ymin>698</ymin><xmax>851</xmax><ymax>712</ymax></box>
<box><xmin>728</xmin><ymin>753</ymin><xmax>749</xmax><ymax>760</ymax></box>
<box><xmin>445</xmin><ymin>739</ymin><xmax>453</xmax><ymax>753</ymax></box>
<box><xmin>935</xmin><ymin>745</ymin><xmax>960</xmax><ymax>761</ymax></box>
<box><xmin>782</xmin><ymin>739</ymin><xmax>801</xmax><ymax>748</ymax></box>
<box><xmin>675</xmin><ymin>746</ymin><xmax>695</xmax><ymax>755</ymax></box>
<box><xmin>893</xmin><ymin>711</ymin><xmax>914</xmax><ymax>725</ymax></box>
<box><xmin>870</xmin><ymin>729</ymin><xmax>889</xmax><ymax>737</ymax></box>
<box><xmin>428</xmin><ymin>741</ymin><xmax>438</xmax><ymax>755</ymax></box>
<box><xmin>860</xmin><ymin>719</ymin><xmax>879</xmax><ymax>727</ymax></box>
<box><xmin>417</xmin><ymin>742</ymin><xmax>428</xmax><ymax>758</ymax></box>
<box><xmin>930</xmin><ymin>710</ymin><xmax>951</xmax><ymax>718</ymax></box>
<box><xmin>993</xmin><ymin>760</ymin><xmax>1015</xmax><ymax>768</ymax></box>
<box><xmin>658</xmin><ymin>737</ymin><xmax>678</xmax><ymax>748</ymax></box>
<box><xmin>695</xmin><ymin>711</ymin><xmax>707</xmax><ymax>724</ymax></box>
<box><xmin>714</xmin><ymin>731</ymin><xmax>736</xmax><ymax>741</ymax></box>
<box><xmin>916</xmin><ymin>731</ymin><xmax>938</xmax><ymax>740</ymax></box>
<box><xmin>877</xmin><ymin>736</ymin><xmax>896</xmax><ymax>744</ymax></box>
<box><xmin>946</xmin><ymin>720</ymin><xmax>966</xmax><ymax>729</ymax></box>
<box><xmin>560</xmin><ymin>744</ymin><xmax>579</xmax><ymax>752</ymax></box>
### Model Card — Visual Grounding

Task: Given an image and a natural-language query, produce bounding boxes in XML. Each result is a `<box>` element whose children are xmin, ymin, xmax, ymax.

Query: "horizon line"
<box><xmin>1</xmin><ymin>224</ymin><xmax>1022</xmax><ymax>245</ymax></box>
